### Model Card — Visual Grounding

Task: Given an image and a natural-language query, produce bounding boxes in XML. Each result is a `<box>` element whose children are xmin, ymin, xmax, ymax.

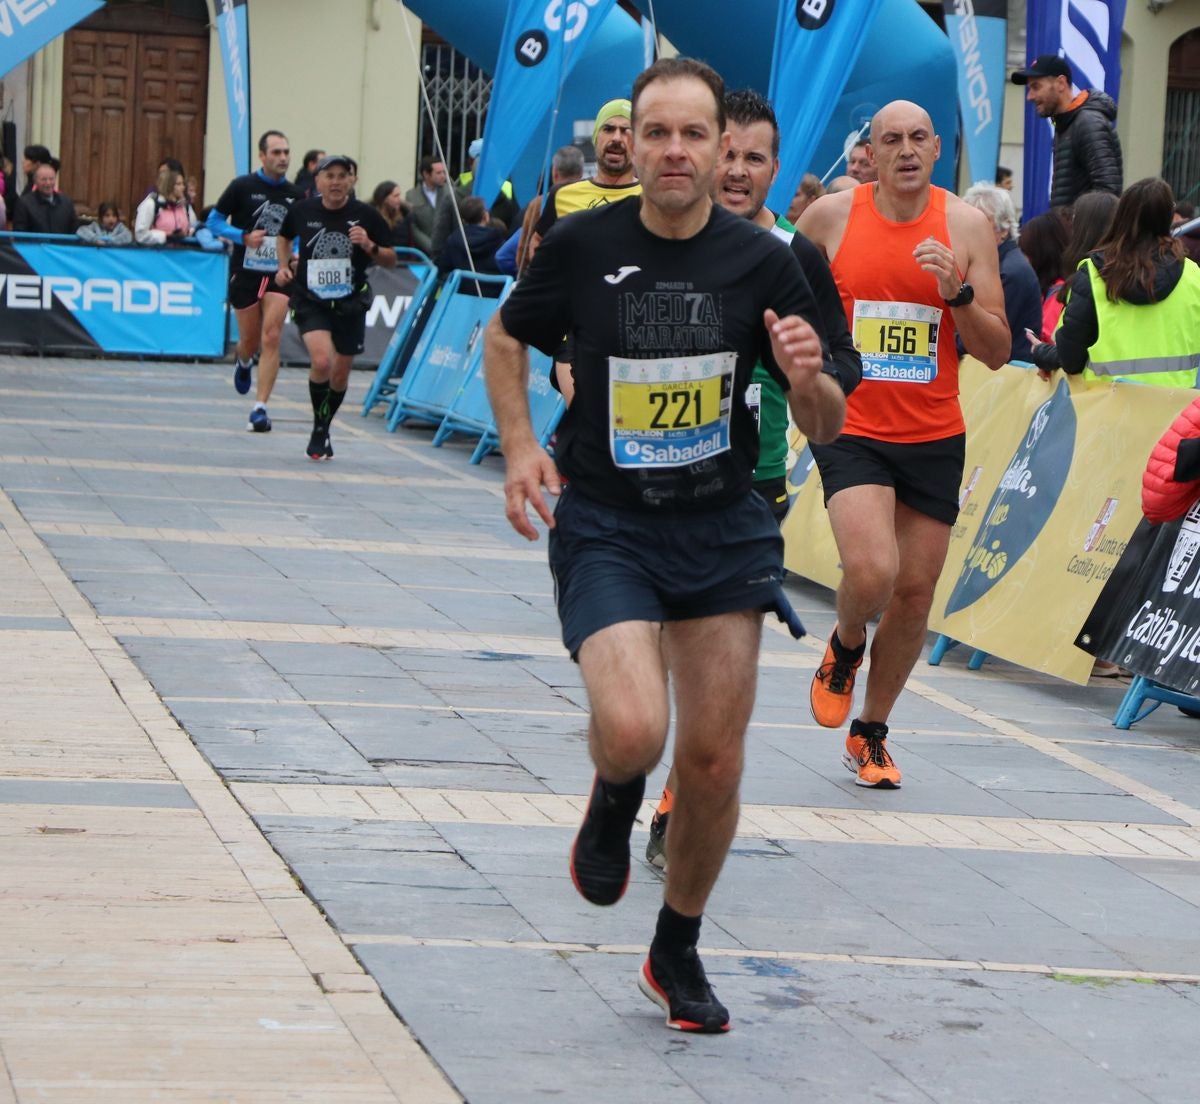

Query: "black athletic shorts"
<box><xmin>290</xmin><ymin>294</ymin><xmax>369</xmax><ymax>357</ymax></box>
<box><xmin>809</xmin><ymin>433</ymin><xmax>965</xmax><ymax>526</ymax></box>
<box><xmin>548</xmin><ymin>485</ymin><xmax>793</xmax><ymax>659</ymax></box>
<box><xmin>229</xmin><ymin>269</ymin><xmax>289</xmax><ymax>311</ymax></box>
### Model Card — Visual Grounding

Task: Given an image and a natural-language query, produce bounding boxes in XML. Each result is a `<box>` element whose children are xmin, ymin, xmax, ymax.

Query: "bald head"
<box><xmin>869</xmin><ymin>100</ymin><xmax>934</xmax><ymax>145</ymax></box>
<box><xmin>868</xmin><ymin>100</ymin><xmax>940</xmax><ymax>197</ymax></box>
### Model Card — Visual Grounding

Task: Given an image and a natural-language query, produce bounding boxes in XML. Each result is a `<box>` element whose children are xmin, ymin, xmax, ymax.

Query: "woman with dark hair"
<box><xmin>1055</xmin><ymin>190</ymin><xmax>1119</xmax><ymax>306</ymax></box>
<box><xmin>1018</xmin><ymin>208</ymin><xmax>1070</xmax><ymax>337</ymax></box>
<box><xmin>370</xmin><ymin>180</ymin><xmax>412</xmax><ymax>247</ymax></box>
<box><xmin>1030</xmin><ymin>178</ymin><xmax>1200</xmax><ymax>388</ymax></box>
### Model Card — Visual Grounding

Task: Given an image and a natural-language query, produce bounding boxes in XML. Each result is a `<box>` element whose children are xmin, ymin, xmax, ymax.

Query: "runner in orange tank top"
<box><xmin>796</xmin><ymin>100</ymin><xmax>1010</xmax><ymax>789</ymax></box>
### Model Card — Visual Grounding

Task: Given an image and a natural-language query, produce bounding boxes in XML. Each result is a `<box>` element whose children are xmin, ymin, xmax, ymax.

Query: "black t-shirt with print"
<box><xmin>501</xmin><ymin>197</ymin><xmax>834</xmax><ymax>513</ymax></box>
<box><xmin>278</xmin><ymin>196</ymin><xmax>391</xmax><ymax>304</ymax></box>
<box><xmin>214</xmin><ymin>173</ymin><xmax>304</xmax><ymax>273</ymax></box>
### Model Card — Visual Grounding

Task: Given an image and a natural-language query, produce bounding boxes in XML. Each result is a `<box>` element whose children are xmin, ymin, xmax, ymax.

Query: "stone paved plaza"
<box><xmin>1</xmin><ymin>355</ymin><xmax>1199</xmax><ymax>1102</ymax></box>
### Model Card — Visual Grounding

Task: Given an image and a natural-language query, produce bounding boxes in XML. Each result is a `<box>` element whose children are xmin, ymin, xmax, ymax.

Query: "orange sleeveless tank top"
<box><xmin>831</xmin><ymin>184</ymin><xmax>964</xmax><ymax>442</ymax></box>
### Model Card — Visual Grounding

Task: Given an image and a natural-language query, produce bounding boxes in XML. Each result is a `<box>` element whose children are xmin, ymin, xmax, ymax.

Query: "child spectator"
<box><xmin>77</xmin><ymin>202</ymin><xmax>133</xmax><ymax>246</ymax></box>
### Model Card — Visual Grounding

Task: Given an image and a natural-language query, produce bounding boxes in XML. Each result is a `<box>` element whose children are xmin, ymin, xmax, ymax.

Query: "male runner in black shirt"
<box><xmin>276</xmin><ymin>155</ymin><xmax>396</xmax><ymax>461</ymax></box>
<box><xmin>208</xmin><ymin>130</ymin><xmax>304</xmax><ymax>432</ymax></box>
<box><xmin>485</xmin><ymin>58</ymin><xmax>850</xmax><ymax>1034</ymax></box>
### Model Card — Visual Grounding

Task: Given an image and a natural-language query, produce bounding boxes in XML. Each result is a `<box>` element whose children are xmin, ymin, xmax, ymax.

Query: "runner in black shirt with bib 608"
<box><xmin>276</xmin><ymin>154</ymin><xmax>396</xmax><ymax>461</ymax></box>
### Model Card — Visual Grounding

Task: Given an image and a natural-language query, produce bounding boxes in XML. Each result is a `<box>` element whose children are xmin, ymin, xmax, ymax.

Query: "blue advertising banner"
<box><xmin>473</xmin><ymin>0</ymin><xmax>618</xmax><ymax>207</ymax></box>
<box><xmin>215</xmin><ymin>0</ymin><xmax>252</xmax><ymax>177</ymax></box>
<box><xmin>943</xmin><ymin>0</ymin><xmax>1006</xmax><ymax>186</ymax></box>
<box><xmin>0</xmin><ymin>237</ymin><xmax>228</xmax><ymax>356</ymax></box>
<box><xmin>0</xmin><ymin>0</ymin><xmax>102</xmax><ymax>77</ymax></box>
<box><xmin>766</xmin><ymin>0</ymin><xmax>886</xmax><ymax>213</ymax></box>
<box><xmin>1022</xmin><ymin>0</ymin><xmax>1126</xmax><ymax>218</ymax></box>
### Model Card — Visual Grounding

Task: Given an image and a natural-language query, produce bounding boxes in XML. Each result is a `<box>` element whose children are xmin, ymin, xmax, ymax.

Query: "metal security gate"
<box><xmin>418</xmin><ymin>36</ymin><xmax>490</xmax><ymax>180</ymax></box>
<box><xmin>1163</xmin><ymin>29</ymin><xmax>1200</xmax><ymax>204</ymax></box>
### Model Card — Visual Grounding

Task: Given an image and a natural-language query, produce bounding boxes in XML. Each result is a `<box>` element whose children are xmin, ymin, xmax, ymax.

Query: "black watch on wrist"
<box><xmin>944</xmin><ymin>282</ymin><xmax>974</xmax><ymax>308</ymax></box>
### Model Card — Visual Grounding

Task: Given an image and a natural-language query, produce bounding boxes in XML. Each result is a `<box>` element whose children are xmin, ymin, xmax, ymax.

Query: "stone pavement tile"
<box><xmin>0</xmin><ymin>778</ymin><xmax>193</xmax><ymax>809</ymax></box>
<box><xmin>251</xmin><ymin>546</ymin><xmax>394</xmax><ymax>584</ymax></box>
<box><xmin>296</xmin><ymin>581</ymin><xmax>465</xmax><ymax>632</ymax></box>
<box><xmin>182</xmin><ymin>575</ymin><xmax>345</xmax><ymax>625</ymax></box>
<box><xmin>355</xmin><ymin>552</ymin><xmax>511</xmax><ymax>590</ymax></box>
<box><xmin>807</xmin><ymin>964</ymin><xmax>1158</xmax><ymax>1104</ymax></box>
<box><xmin>251</xmin><ymin>639</ymin><xmax>404</xmax><ymax>678</ymax></box>
<box><xmin>355</xmin><ymin>943</ymin><xmax>710</xmax><ymax>1104</ymax></box>
<box><xmin>145</xmin><ymin>540</ymin><xmax>287</xmax><ymax>579</ymax></box>
<box><xmin>319</xmin><ymin>706</ymin><xmax>521</xmax><ymax>765</ymax></box>
<box><xmin>173</xmin><ymin>703</ymin><xmax>379</xmax><ymax>784</ymax></box>
<box><xmin>72</xmin><ymin>571</ymin><xmax>216</xmax><ymax>619</ymax></box>
<box><xmin>954</xmin><ymin>849</ymin><xmax>1200</xmax><ymax>974</ymax></box>
<box><xmin>123</xmin><ymin>638</ymin><xmax>304</xmax><ymax>700</ymax></box>
<box><xmin>1110</xmin><ymin>856</ymin><xmax>1200</xmax><ymax>907</ymax></box>
<box><xmin>1058</xmin><ymin>741</ymin><xmax>1200</xmax><ymax>815</ymax></box>
<box><xmin>281</xmin><ymin>671</ymin><xmax>441</xmax><ymax>705</ymax></box>
<box><xmin>376</xmin><ymin>761</ymin><xmax>542</xmax><ymax>793</ymax></box>
<box><xmin>986</xmin><ymin>790</ymin><xmax>1185</xmax><ymax>824</ymax></box>
<box><xmin>779</xmin><ymin>841</ymin><xmax>1126</xmax><ymax>968</ymax></box>
<box><xmin>1002</xmin><ymin>971</ymin><xmax>1200</xmax><ymax>1104</ymax></box>
<box><xmin>504</xmin><ymin>746</ymin><xmax>609</xmax><ymax>793</ymax></box>
<box><xmin>704</xmin><ymin>851</ymin><xmax>942</xmax><ymax>960</ymax></box>
<box><xmin>38</xmin><ymin>531</ymin><xmax>169</xmax><ymax>572</ymax></box>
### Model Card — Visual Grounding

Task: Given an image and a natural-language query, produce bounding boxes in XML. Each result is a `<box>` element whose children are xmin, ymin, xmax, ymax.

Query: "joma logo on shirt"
<box><xmin>624</xmin><ymin>292</ymin><xmax>719</xmax><ymax>326</ymax></box>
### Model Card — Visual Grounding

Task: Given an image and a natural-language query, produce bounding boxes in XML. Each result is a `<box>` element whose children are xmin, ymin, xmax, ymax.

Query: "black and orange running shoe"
<box><xmin>638</xmin><ymin>943</ymin><xmax>730</xmax><ymax>1033</ymax></box>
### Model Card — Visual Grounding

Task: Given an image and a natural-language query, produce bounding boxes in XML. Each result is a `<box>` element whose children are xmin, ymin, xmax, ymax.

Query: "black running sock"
<box><xmin>325</xmin><ymin>386</ymin><xmax>346</xmax><ymax>424</ymax></box>
<box><xmin>597</xmin><ymin>774</ymin><xmax>646</xmax><ymax>807</ymax></box>
<box><xmin>653</xmin><ymin>902</ymin><xmax>702</xmax><ymax>954</ymax></box>
<box><xmin>309</xmin><ymin>379</ymin><xmax>331</xmax><ymax>431</ymax></box>
<box><xmin>831</xmin><ymin>628</ymin><xmax>866</xmax><ymax>662</ymax></box>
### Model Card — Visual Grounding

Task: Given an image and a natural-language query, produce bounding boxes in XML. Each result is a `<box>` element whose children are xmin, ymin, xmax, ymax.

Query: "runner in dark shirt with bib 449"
<box><xmin>276</xmin><ymin>154</ymin><xmax>396</xmax><ymax>461</ymax></box>
<box><xmin>208</xmin><ymin>130</ymin><xmax>304</xmax><ymax>433</ymax></box>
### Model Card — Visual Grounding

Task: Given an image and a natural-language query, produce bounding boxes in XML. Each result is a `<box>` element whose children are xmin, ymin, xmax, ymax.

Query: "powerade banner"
<box><xmin>941</xmin><ymin>0</ymin><xmax>1006</xmax><ymax>185</ymax></box>
<box><xmin>215</xmin><ymin>0</ymin><xmax>251</xmax><ymax>177</ymax></box>
<box><xmin>0</xmin><ymin>0</ymin><xmax>102</xmax><ymax>77</ymax></box>
<box><xmin>474</xmin><ymin>0</ymin><xmax>618</xmax><ymax>207</ymax></box>
<box><xmin>766</xmin><ymin>0</ymin><xmax>885</xmax><ymax>214</ymax></box>
<box><xmin>0</xmin><ymin>238</ymin><xmax>228</xmax><ymax>356</ymax></box>
<box><xmin>1077</xmin><ymin>509</ymin><xmax>1200</xmax><ymax>695</ymax></box>
<box><xmin>1022</xmin><ymin>0</ymin><xmax>1126</xmax><ymax>218</ymax></box>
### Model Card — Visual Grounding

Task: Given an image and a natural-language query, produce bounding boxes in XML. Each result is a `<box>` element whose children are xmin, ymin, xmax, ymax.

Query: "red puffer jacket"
<box><xmin>1143</xmin><ymin>397</ymin><xmax>1200</xmax><ymax>523</ymax></box>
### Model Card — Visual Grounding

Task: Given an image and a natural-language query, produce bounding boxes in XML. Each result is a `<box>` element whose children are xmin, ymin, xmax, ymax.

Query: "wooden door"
<box><xmin>132</xmin><ymin>34</ymin><xmax>208</xmax><ymax>216</ymax></box>
<box><xmin>59</xmin><ymin>29</ymin><xmax>208</xmax><ymax>221</ymax></box>
<box><xmin>60</xmin><ymin>30</ymin><xmax>137</xmax><ymax>219</ymax></box>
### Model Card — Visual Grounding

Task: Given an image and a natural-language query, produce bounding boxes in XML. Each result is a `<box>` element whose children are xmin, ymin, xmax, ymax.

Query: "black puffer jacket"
<box><xmin>1051</xmin><ymin>91</ymin><xmax>1123</xmax><ymax>207</ymax></box>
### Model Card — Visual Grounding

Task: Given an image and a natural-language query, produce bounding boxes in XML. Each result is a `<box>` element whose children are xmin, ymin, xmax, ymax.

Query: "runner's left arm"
<box><xmin>923</xmin><ymin>200</ymin><xmax>1010</xmax><ymax>370</ymax></box>
<box><xmin>351</xmin><ymin>210</ymin><xmax>398</xmax><ymax>269</ymax></box>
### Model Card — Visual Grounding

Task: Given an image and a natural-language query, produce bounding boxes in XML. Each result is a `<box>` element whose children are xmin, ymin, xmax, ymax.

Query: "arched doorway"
<box><xmin>1163</xmin><ymin>28</ymin><xmax>1200</xmax><ymax>204</ymax></box>
<box><xmin>58</xmin><ymin>0</ymin><xmax>209</xmax><ymax>221</ymax></box>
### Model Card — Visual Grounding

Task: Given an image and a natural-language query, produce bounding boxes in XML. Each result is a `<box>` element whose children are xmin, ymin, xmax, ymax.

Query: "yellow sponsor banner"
<box><xmin>783</xmin><ymin>358</ymin><xmax>1196</xmax><ymax>684</ymax></box>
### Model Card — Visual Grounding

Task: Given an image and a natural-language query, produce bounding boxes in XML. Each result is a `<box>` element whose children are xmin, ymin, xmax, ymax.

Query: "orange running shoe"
<box><xmin>809</xmin><ymin>629</ymin><xmax>864</xmax><ymax>728</ymax></box>
<box><xmin>843</xmin><ymin>720</ymin><xmax>901</xmax><ymax>788</ymax></box>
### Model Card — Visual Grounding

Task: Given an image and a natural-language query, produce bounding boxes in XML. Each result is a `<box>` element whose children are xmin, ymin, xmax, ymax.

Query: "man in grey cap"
<box><xmin>1011</xmin><ymin>54</ymin><xmax>1122</xmax><ymax>207</ymax></box>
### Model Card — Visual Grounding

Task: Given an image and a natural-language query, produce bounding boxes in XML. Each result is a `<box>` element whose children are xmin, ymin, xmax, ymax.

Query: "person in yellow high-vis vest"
<box><xmin>1031</xmin><ymin>177</ymin><xmax>1200</xmax><ymax>388</ymax></box>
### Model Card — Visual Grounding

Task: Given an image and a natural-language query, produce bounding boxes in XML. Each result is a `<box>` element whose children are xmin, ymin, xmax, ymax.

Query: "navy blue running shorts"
<box><xmin>809</xmin><ymin>433</ymin><xmax>965</xmax><ymax>526</ymax></box>
<box><xmin>547</xmin><ymin>486</ymin><xmax>790</xmax><ymax>659</ymax></box>
<box><xmin>229</xmin><ymin>269</ymin><xmax>289</xmax><ymax>311</ymax></box>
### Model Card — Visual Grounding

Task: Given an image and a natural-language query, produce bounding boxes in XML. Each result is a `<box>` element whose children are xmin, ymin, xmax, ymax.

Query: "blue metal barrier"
<box><xmin>359</xmin><ymin>248</ymin><xmax>438</xmax><ymax>414</ymax></box>
<box><xmin>385</xmin><ymin>270</ymin><xmax>511</xmax><ymax>432</ymax></box>
<box><xmin>433</xmin><ymin>347</ymin><xmax>565</xmax><ymax>464</ymax></box>
<box><xmin>1112</xmin><ymin>676</ymin><xmax>1200</xmax><ymax>730</ymax></box>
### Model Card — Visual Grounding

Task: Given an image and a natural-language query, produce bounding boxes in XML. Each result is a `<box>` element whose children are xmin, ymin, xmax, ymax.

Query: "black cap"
<box><xmin>316</xmin><ymin>154</ymin><xmax>357</xmax><ymax>174</ymax></box>
<box><xmin>1011</xmin><ymin>55</ymin><xmax>1072</xmax><ymax>85</ymax></box>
